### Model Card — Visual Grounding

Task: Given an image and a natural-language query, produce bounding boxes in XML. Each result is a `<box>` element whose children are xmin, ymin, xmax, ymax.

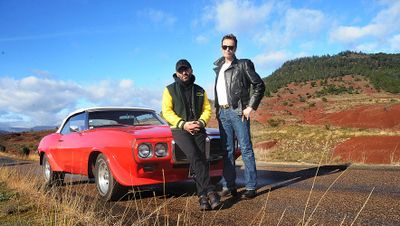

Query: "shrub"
<box><xmin>322</xmin><ymin>97</ymin><xmax>328</xmax><ymax>102</ymax></box>
<box><xmin>267</xmin><ymin>119</ymin><xmax>280</xmax><ymax>127</ymax></box>
<box><xmin>20</xmin><ymin>146</ymin><xmax>30</xmax><ymax>156</ymax></box>
<box><xmin>311</xmin><ymin>81</ymin><xmax>317</xmax><ymax>87</ymax></box>
<box><xmin>0</xmin><ymin>144</ymin><xmax>6</xmax><ymax>152</ymax></box>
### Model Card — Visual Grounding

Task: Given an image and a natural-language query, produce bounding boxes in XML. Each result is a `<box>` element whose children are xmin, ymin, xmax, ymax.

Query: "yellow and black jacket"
<box><xmin>162</xmin><ymin>74</ymin><xmax>211</xmax><ymax>129</ymax></box>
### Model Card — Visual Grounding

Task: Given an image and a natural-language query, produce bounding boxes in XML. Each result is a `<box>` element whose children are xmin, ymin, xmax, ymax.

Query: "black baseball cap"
<box><xmin>175</xmin><ymin>59</ymin><xmax>192</xmax><ymax>71</ymax></box>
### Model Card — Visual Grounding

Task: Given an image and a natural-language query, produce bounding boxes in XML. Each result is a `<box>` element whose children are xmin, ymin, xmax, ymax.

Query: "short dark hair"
<box><xmin>221</xmin><ymin>34</ymin><xmax>237</xmax><ymax>47</ymax></box>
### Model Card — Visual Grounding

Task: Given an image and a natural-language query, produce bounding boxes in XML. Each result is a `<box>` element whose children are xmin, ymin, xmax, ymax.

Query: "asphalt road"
<box><xmin>1</xmin><ymin>157</ymin><xmax>400</xmax><ymax>225</ymax></box>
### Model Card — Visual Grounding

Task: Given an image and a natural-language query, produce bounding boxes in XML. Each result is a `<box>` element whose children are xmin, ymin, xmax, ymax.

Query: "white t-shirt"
<box><xmin>216</xmin><ymin>62</ymin><xmax>230</xmax><ymax>105</ymax></box>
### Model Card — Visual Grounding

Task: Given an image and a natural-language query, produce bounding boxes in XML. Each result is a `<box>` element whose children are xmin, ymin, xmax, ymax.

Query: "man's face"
<box><xmin>221</xmin><ymin>38</ymin><xmax>236</xmax><ymax>60</ymax></box>
<box><xmin>176</xmin><ymin>67</ymin><xmax>192</xmax><ymax>82</ymax></box>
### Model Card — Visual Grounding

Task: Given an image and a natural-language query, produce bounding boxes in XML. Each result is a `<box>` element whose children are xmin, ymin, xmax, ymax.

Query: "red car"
<box><xmin>38</xmin><ymin>107</ymin><xmax>239</xmax><ymax>201</ymax></box>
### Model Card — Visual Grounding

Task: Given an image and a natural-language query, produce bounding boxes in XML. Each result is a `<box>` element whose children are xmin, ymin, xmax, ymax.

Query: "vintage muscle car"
<box><xmin>38</xmin><ymin>107</ymin><xmax>239</xmax><ymax>201</ymax></box>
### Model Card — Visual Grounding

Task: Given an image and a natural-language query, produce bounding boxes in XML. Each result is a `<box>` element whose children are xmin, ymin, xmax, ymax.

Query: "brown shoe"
<box><xmin>207</xmin><ymin>192</ymin><xmax>221</xmax><ymax>210</ymax></box>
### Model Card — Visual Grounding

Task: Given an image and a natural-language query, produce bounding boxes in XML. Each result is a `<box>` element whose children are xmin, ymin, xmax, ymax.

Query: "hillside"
<box><xmin>263</xmin><ymin>51</ymin><xmax>400</xmax><ymax>96</ymax></box>
<box><xmin>252</xmin><ymin>56</ymin><xmax>400</xmax><ymax>165</ymax></box>
<box><xmin>0</xmin><ymin>130</ymin><xmax>53</xmax><ymax>157</ymax></box>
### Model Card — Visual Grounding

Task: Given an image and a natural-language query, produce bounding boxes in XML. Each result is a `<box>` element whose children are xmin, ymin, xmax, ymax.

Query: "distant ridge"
<box><xmin>0</xmin><ymin>126</ymin><xmax>56</xmax><ymax>133</ymax></box>
<box><xmin>263</xmin><ymin>51</ymin><xmax>400</xmax><ymax>96</ymax></box>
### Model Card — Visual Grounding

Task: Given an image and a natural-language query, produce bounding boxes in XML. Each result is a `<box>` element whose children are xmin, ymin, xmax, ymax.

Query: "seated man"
<box><xmin>162</xmin><ymin>59</ymin><xmax>221</xmax><ymax>210</ymax></box>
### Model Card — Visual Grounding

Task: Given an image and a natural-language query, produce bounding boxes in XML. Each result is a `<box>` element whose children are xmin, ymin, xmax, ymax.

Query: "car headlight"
<box><xmin>154</xmin><ymin>143</ymin><xmax>168</xmax><ymax>157</ymax></box>
<box><xmin>138</xmin><ymin>143</ymin><xmax>152</xmax><ymax>158</ymax></box>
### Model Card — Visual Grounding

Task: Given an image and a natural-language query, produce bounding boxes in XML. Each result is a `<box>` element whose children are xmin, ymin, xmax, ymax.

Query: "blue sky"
<box><xmin>1</xmin><ymin>0</ymin><xmax>400</xmax><ymax>128</ymax></box>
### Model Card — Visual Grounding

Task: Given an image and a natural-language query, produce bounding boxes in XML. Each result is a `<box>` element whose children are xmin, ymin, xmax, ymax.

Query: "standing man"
<box><xmin>162</xmin><ymin>59</ymin><xmax>221</xmax><ymax>210</ymax></box>
<box><xmin>214</xmin><ymin>34</ymin><xmax>265</xmax><ymax>199</ymax></box>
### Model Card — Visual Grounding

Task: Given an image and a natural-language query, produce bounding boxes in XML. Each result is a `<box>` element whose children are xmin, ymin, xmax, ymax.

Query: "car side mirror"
<box><xmin>69</xmin><ymin>125</ymin><xmax>80</xmax><ymax>132</ymax></box>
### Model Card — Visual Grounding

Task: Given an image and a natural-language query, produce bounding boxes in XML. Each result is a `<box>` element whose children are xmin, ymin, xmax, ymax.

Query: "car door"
<box><xmin>57</xmin><ymin>112</ymin><xmax>89</xmax><ymax>174</ymax></box>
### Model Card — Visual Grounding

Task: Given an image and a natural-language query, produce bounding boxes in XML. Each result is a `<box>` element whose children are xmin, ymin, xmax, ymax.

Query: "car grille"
<box><xmin>172</xmin><ymin>135</ymin><xmax>224</xmax><ymax>164</ymax></box>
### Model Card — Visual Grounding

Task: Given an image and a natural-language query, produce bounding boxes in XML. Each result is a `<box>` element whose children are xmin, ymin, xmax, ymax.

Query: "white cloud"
<box><xmin>355</xmin><ymin>42</ymin><xmax>379</xmax><ymax>52</ymax></box>
<box><xmin>284</xmin><ymin>8</ymin><xmax>325</xmax><ymax>38</ymax></box>
<box><xmin>329</xmin><ymin>1</ymin><xmax>400</xmax><ymax>49</ymax></box>
<box><xmin>210</xmin><ymin>0</ymin><xmax>273</xmax><ymax>33</ymax></box>
<box><xmin>389</xmin><ymin>34</ymin><xmax>400</xmax><ymax>51</ymax></box>
<box><xmin>255</xmin><ymin>7</ymin><xmax>325</xmax><ymax>48</ymax></box>
<box><xmin>253</xmin><ymin>50</ymin><xmax>306</xmax><ymax>72</ymax></box>
<box><xmin>0</xmin><ymin>76</ymin><xmax>163</xmax><ymax>128</ymax></box>
<box><xmin>330</xmin><ymin>24</ymin><xmax>383</xmax><ymax>43</ymax></box>
<box><xmin>253</xmin><ymin>51</ymin><xmax>288</xmax><ymax>70</ymax></box>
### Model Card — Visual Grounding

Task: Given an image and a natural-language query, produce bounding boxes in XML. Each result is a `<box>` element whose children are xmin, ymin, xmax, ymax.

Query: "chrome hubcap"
<box><xmin>44</xmin><ymin>159</ymin><xmax>51</xmax><ymax>181</ymax></box>
<box><xmin>97</xmin><ymin>159</ymin><xmax>110</xmax><ymax>195</ymax></box>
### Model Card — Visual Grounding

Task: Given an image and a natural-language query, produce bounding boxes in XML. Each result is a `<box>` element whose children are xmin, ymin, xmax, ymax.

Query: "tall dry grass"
<box><xmin>0</xmin><ymin>166</ymin><xmax>203</xmax><ymax>225</ymax></box>
<box><xmin>251</xmin><ymin>122</ymin><xmax>400</xmax><ymax>164</ymax></box>
<box><xmin>0</xmin><ymin>166</ymin><xmax>104</xmax><ymax>225</ymax></box>
<box><xmin>0</xmin><ymin>163</ymin><xmax>377</xmax><ymax>225</ymax></box>
<box><xmin>0</xmin><ymin>165</ymin><xmax>230</xmax><ymax>225</ymax></box>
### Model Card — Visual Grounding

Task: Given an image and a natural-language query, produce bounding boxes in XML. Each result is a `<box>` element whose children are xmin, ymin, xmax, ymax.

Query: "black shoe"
<box><xmin>207</xmin><ymin>192</ymin><xmax>221</xmax><ymax>210</ymax></box>
<box><xmin>242</xmin><ymin>189</ymin><xmax>257</xmax><ymax>199</ymax></box>
<box><xmin>199</xmin><ymin>195</ymin><xmax>211</xmax><ymax>211</ymax></box>
<box><xmin>219</xmin><ymin>188</ymin><xmax>238</xmax><ymax>197</ymax></box>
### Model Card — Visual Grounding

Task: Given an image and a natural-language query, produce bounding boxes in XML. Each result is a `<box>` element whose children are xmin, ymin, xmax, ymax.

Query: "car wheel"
<box><xmin>95</xmin><ymin>154</ymin><xmax>127</xmax><ymax>201</ymax></box>
<box><xmin>42</xmin><ymin>154</ymin><xmax>64</xmax><ymax>187</ymax></box>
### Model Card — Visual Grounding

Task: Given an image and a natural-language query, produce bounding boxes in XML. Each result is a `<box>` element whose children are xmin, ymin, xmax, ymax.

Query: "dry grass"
<box><xmin>0</xmin><ymin>164</ymin><xmax>230</xmax><ymax>225</ymax></box>
<box><xmin>0</xmin><ymin>151</ymin><xmax>39</xmax><ymax>161</ymax></box>
<box><xmin>0</xmin><ymin>166</ymin><xmax>196</xmax><ymax>225</ymax></box>
<box><xmin>0</xmin><ymin>167</ymin><xmax>103</xmax><ymax>225</ymax></box>
<box><xmin>322</xmin><ymin>93</ymin><xmax>400</xmax><ymax>113</ymax></box>
<box><xmin>0</xmin><ymin>158</ymin><xmax>377</xmax><ymax>225</ymax></box>
<box><xmin>251</xmin><ymin>122</ymin><xmax>400</xmax><ymax>164</ymax></box>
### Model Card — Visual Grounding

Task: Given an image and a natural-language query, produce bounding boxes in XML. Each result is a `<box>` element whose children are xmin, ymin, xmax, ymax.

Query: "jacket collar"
<box><xmin>213</xmin><ymin>56</ymin><xmax>238</xmax><ymax>67</ymax></box>
<box><xmin>173</xmin><ymin>73</ymin><xmax>195</xmax><ymax>88</ymax></box>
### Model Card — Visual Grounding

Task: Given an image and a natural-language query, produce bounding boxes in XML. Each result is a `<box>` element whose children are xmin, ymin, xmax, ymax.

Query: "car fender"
<box><xmin>42</xmin><ymin>152</ymin><xmax>64</xmax><ymax>172</ymax></box>
<box><xmin>94</xmin><ymin>147</ymin><xmax>139</xmax><ymax>186</ymax></box>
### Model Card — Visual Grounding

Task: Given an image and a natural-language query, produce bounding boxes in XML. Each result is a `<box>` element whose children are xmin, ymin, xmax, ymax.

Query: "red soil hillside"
<box><xmin>306</xmin><ymin>104</ymin><xmax>400</xmax><ymax>129</ymax></box>
<box><xmin>252</xmin><ymin>75</ymin><xmax>400</xmax><ymax>164</ymax></box>
<box><xmin>333</xmin><ymin>136</ymin><xmax>400</xmax><ymax>164</ymax></box>
<box><xmin>254</xmin><ymin>75</ymin><xmax>400</xmax><ymax>129</ymax></box>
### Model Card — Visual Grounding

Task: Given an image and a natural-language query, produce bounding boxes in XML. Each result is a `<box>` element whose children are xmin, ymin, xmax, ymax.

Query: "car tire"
<box><xmin>95</xmin><ymin>154</ymin><xmax>128</xmax><ymax>201</ymax></box>
<box><xmin>42</xmin><ymin>154</ymin><xmax>64</xmax><ymax>187</ymax></box>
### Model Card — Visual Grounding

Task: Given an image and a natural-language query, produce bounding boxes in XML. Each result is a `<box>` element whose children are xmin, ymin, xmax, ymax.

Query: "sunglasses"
<box><xmin>222</xmin><ymin>45</ymin><xmax>235</xmax><ymax>51</ymax></box>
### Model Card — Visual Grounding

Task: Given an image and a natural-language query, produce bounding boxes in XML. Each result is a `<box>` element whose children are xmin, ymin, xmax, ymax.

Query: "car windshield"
<box><xmin>88</xmin><ymin>110</ymin><xmax>166</xmax><ymax>129</ymax></box>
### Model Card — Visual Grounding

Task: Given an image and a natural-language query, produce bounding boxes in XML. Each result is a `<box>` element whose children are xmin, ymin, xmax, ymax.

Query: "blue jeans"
<box><xmin>218</xmin><ymin>108</ymin><xmax>257</xmax><ymax>190</ymax></box>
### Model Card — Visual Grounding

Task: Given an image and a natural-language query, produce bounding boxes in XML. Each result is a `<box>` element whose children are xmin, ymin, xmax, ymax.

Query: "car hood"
<box><xmin>107</xmin><ymin>125</ymin><xmax>173</xmax><ymax>139</ymax></box>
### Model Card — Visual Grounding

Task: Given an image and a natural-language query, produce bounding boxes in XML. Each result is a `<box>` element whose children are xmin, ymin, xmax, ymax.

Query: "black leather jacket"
<box><xmin>213</xmin><ymin>56</ymin><xmax>265</xmax><ymax>114</ymax></box>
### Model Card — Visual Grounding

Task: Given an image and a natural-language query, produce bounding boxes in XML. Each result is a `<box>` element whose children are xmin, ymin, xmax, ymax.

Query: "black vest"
<box><xmin>167</xmin><ymin>82</ymin><xmax>205</xmax><ymax>121</ymax></box>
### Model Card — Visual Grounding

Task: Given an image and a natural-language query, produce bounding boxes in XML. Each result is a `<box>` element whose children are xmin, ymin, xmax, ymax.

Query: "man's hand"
<box><xmin>183</xmin><ymin>121</ymin><xmax>201</xmax><ymax>135</ymax></box>
<box><xmin>242</xmin><ymin>107</ymin><xmax>254</xmax><ymax>121</ymax></box>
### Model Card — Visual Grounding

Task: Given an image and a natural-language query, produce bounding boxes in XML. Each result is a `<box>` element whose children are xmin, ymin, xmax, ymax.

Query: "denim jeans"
<box><xmin>218</xmin><ymin>108</ymin><xmax>257</xmax><ymax>190</ymax></box>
